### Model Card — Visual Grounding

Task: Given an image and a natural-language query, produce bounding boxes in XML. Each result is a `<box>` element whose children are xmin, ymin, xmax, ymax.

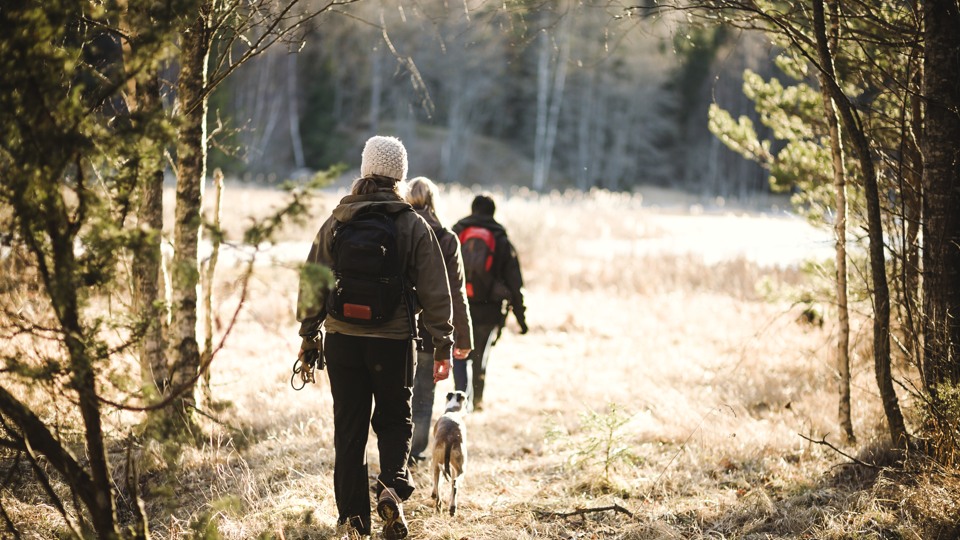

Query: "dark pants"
<box><xmin>452</xmin><ymin>322</ymin><xmax>499</xmax><ymax>408</ymax></box>
<box><xmin>410</xmin><ymin>350</ymin><xmax>436</xmax><ymax>459</ymax></box>
<box><xmin>325</xmin><ymin>333</ymin><xmax>415</xmax><ymax>535</ymax></box>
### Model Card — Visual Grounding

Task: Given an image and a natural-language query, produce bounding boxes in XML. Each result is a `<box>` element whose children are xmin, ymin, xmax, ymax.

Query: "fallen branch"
<box><xmin>799</xmin><ymin>433</ymin><xmax>881</xmax><ymax>469</ymax></box>
<box><xmin>535</xmin><ymin>503</ymin><xmax>634</xmax><ymax>520</ymax></box>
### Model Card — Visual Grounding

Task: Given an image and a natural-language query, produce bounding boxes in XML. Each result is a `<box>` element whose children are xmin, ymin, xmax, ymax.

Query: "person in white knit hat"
<box><xmin>359</xmin><ymin>135</ymin><xmax>408</xmax><ymax>182</ymax></box>
<box><xmin>297</xmin><ymin>135</ymin><xmax>453</xmax><ymax>539</ymax></box>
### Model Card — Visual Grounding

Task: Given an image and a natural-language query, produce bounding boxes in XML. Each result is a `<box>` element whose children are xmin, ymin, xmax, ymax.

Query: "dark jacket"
<box><xmin>413</xmin><ymin>207</ymin><xmax>473</xmax><ymax>353</ymax></box>
<box><xmin>297</xmin><ymin>191</ymin><xmax>455</xmax><ymax>361</ymax></box>
<box><xmin>452</xmin><ymin>213</ymin><xmax>526</xmax><ymax>328</ymax></box>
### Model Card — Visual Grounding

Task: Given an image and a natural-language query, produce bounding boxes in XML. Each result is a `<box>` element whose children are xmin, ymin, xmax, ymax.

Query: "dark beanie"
<box><xmin>471</xmin><ymin>194</ymin><xmax>496</xmax><ymax>216</ymax></box>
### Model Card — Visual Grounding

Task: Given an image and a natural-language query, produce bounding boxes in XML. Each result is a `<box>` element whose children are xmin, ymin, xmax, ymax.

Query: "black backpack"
<box><xmin>326</xmin><ymin>208</ymin><xmax>409</xmax><ymax>325</ymax></box>
<box><xmin>459</xmin><ymin>226</ymin><xmax>497</xmax><ymax>302</ymax></box>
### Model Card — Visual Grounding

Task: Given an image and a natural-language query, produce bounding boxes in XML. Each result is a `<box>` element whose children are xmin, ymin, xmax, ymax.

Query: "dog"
<box><xmin>430</xmin><ymin>390</ymin><xmax>467</xmax><ymax>516</ymax></box>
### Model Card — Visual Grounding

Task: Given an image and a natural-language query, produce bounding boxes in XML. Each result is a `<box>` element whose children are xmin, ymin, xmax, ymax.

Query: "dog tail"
<box><xmin>443</xmin><ymin>443</ymin><xmax>452</xmax><ymax>478</ymax></box>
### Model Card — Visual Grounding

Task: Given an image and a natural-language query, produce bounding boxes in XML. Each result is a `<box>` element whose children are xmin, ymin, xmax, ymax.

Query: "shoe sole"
<box><xmin>376</xmin><ymin>497</ymin><xmax>408</xmax><ymax>540</ymax></box>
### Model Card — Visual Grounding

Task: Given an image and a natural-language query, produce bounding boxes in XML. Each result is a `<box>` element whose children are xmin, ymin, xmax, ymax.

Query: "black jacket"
<box><xmin>452</xmin><ymin>213</ymin><xmax>526</xmax><ymax>328</ymax></box>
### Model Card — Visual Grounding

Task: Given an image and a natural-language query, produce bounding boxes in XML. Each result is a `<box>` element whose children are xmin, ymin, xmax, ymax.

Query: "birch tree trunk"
<box><xmin>576</xmin><ymin>69</ymin><xmax>596</xmax><ymax>190</ymax></box>
<box><xmin>532</xmin><ymin>9</ymin><xmax>571</xmax><ymax>191</ymax></box>
<box><xmin>287</xmin><ymin>53</ymin><xmax>306</xmax><ymax>169</ymax></box>
<box><xmin>442</xmin><ymin>74</ymin><xmax>469</xmax><ymax>181</ymax></box>
<box><xmin>200</xmin><ymin>168</ymin><xmax>223</xmax><ymax>406</ymax></box>
<box><xmin>166</xmin><ymin>1</ymin><xmax>213</xmax><ymax>433</ymax></box>
<box><xmin>921</xmin><ymin>0</ymin><xmax>960</xmax><ymax>398</ymax></box>
<box><xmin>533</xmin><ymin>26</ymin><xmax>550</xmax><ymax>190</ymax></box>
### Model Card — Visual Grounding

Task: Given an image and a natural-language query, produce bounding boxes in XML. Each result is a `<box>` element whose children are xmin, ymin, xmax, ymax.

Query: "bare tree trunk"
<box><xmin>813</xmin><ymin>0</ymin><xmax>907</xmax><ymax>447</ymax></box>
<box><xmin>4</xmin><ymin>193</ymin><xmax>121</xmax><ymax>538</ymax></box>
<box><xmin>532</xmin><ymin>9</ymin><xmax>571</xmax><ymax>191</ymax></box>
<box><xmin>64</xmin><ymin>326</ymin><xmax>120</xmax><ymax>537</ymax></box>
<box><xmin>824</xmin><ymin>90</ymin><xmax>854</xmax><ymax>443</ymax></box>
<box><xmin>543</xmin><ymin>17</ymin><xmax>569</xmax><ymax>187</ymax></box>
<box><xmin>253</xmin><ymin>55</ymin><xmax>284</xmax><ymax>167</ymax></box>
<box><xmin>533</xmin><ymin>26</ymin><xmax>550</xmax><ymax>190</ymax></box>
<box><xmin>442</xmin><ymin>81</ymin><xmax>467</xmax><ymax>181</ymax></box>
<box><xmin>0</xmin><ymin>386</ymin><xmax>118</xmax><ymax>538</ymax></box>
<box><xmin>287</xmin><ymin>53</ymin><xmax>305</xmax><ymax>170</ymax></box>
<box><xmin>901</xmin><ymin>69</ymin><xmax>923</xmax><ymax>364</ymax></box>
<box><xmin>817</xmin><ymin>0</ymin><xmax>854</xmax><ymax>444</ymax></box>
<box><xmin>369</xmin><ymin>46</ymin><xmax>383</xmax><ymax>134</ymax></box>
<box><xmin>900</xmin><ymin>66</ymin><xmax>924</xmax><ymax>375</ymax></box>
<box><xmin>35</xmin><ymin>193</ymin><xmax>120</xmax><ymax>535</ymax></box>
<box><xmin>120</xmin><ymin>21</ymin><xmax>169</xmax><ymax>397</ymax></box>
<box><xmin>576</xmin><ymin>70</ymin><xmax>596</xmax><ymax>190</ymax></box>
<box><xmin>167</xmin><ymin>1</ymin><xmax>213</xmax><ymax>434</ymax></box>
<box><xmin>132</xmin><ymin>85</ymin><xmax>168</xmax><ymax>396</ymax></box>
<box><xmin>921</xmin><ymin>0</ymin><xmax>960</xmax><ymax>397</ymax></box>
<box><xmin>200</xmin><ymin>168</ymin><xmax>223</xmax><ymax>406</ymax></box>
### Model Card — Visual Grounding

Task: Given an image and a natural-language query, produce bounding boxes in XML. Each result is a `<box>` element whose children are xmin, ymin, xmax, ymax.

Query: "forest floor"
<box><xmin>7</xmin><ymin>184</ymin><xmax>959</xmax><ymax>539</ymax></box>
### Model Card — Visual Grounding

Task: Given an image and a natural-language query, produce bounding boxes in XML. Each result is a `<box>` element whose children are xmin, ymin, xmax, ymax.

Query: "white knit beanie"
<box><xmin>360</xmin><ymin>135</ymin><xmax>408</xmax><ymax>181</ymax></box>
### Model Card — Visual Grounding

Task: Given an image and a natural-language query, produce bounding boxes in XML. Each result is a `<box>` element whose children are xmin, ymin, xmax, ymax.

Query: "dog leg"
<box><xmin>449</xmin><ymin>476</ymin><xmax>458</xmax><ymax>516</ymax></box>
<box><xmin>431</xmin><ymin>458</ymin><xmax>442</xmax><ymax>512</ymax></box>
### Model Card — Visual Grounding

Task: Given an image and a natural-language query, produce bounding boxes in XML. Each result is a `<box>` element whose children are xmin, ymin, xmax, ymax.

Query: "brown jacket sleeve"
<box><xmin>406</xmin><ymin>215</ymin><xmax>455</xmax><ymax>360</ymax></box>
<box><xmin>296</xmin><ymin>215</ymin><xmax>337</xmax><ymax>338</ymax></box>
<box><xmin>438</xmin><ymin>231</ymin><xmax>474</xmax><ymax>350</ymax></box>
<box><xmin>491</xmin><ymin>230</ymin><xmax>526</xmax><ymax>328</ymax></box>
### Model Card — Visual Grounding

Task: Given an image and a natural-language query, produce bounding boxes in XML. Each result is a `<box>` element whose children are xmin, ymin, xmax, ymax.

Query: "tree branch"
<box><xmin>535</xmin><ymin>503</ymin><xmax>635</xmax><ymax>520</ymax></box>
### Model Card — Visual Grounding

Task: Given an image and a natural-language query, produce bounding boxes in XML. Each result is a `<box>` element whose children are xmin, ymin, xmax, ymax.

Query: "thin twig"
<box><xmin>799</xmin><ymin>433</ymin><xmax>881</xmax><ymax>469</ymax></box>
<box><xmin>648</xmin><ymin>405</ymin><xmax>732</xmax><ymax>495</ymax></box>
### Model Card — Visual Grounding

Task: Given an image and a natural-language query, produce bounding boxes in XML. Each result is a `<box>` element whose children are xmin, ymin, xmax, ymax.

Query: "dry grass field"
<box><xmin>6</xmin><ymin>183</ymin><xmax>959</xmax><ymax>539</ymax></box>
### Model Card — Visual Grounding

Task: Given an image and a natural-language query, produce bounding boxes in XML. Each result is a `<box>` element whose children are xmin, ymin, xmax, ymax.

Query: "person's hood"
<box><xmin>413</xmin><ymin>206</ymin><xmax>443</xmax><ymax>230</ymax></box>
<box><xmin>456</xmin><ymin>214</ymin><xmax>506</xmax><ymax>235</ymax></box>
<box><xmin>331</xmin><ymin>192</ymin><xmax>412</xmax><ymax>222</ymax></box>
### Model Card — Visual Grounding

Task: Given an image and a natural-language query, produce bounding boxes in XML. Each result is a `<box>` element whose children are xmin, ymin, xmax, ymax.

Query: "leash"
<box><xmin>291</xmin><ymin>334</ymin><xmax>323</xmax><ymax>391</ymax></box>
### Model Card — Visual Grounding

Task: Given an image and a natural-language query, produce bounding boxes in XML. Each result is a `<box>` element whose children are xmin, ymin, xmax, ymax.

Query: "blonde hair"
<box><xmin>406</xmin><ymin>176</ymin><xmax>439</xmax><ymax>212</ymax></box>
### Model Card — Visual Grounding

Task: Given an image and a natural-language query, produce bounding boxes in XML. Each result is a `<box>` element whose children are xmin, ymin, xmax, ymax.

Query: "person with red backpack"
<box><xmin>296</xmin><ymin>136</ymin><xmax>454</xmax><ymax>539</ymax></box>
<box><xmin>451</xmin><ymin>194</ymin><xmax>528</xmax><ymax>411</ymax></box>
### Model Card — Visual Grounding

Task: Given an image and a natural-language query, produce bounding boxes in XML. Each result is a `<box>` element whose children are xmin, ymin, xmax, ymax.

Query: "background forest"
<box><xmin>1</xmin><ymin>0</ymin><xmax>959</xmax><ymax>539</ymax></box>
<box><xmin>212</xmin><ymin>1</ymin><xmax>770</xmax><ymax>198</ymax></box>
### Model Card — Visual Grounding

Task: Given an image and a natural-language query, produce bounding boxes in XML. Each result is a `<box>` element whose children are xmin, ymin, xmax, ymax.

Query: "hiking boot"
<box><xmin>376</xmin><ymin>487</ymin><xmax>408</xmax><ymax>540</ymax></box>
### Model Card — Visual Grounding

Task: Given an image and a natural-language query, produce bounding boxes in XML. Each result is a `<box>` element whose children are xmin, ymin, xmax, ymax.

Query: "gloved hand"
<box><xmin>301</xmin><ymin>335</ymin><xmax>320</xmax><ymax>352</ymax></box>
<box><xmin>291</xmin><ymin>348</ymin><xmax>320</xmax><ymax>390</ymax></box>
<box><xmin>300</xmin><ymin>347</ymin><xmax>321</xmax><ymax>369</ymax></box>
<box><xmin>300</xmin><ymin>334</ymin><xmax>324</xmax><ymax>370</ymax></box>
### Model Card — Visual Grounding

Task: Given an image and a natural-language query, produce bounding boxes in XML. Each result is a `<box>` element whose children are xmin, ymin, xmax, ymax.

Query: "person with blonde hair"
<box><xmin>296</xmin><ymin>136</ymin><xmax>454</xmax><ymax>539</ymax></box>
<box><xmin>405</xmin><ymin>176</ymin><xmax>473</xmax><ymax>464</ymax></box>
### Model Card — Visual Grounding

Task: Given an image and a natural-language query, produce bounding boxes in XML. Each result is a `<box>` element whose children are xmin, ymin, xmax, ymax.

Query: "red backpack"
<box><xmin>458</xmin><ymin>226</ymin><xmax>496</xmax><ymax>302</ymax></box>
